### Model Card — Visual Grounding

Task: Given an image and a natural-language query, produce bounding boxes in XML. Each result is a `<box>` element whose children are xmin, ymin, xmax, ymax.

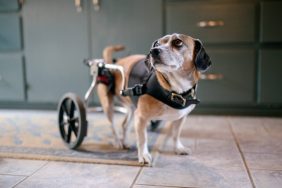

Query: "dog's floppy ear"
<box><xmin>194</xmin><ymin>39</ymin><xmax>211</xmax><ymax>72</ymax></box>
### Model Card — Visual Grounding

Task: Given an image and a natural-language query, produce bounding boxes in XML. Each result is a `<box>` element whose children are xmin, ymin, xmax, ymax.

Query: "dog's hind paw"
<box><xmin>139</xmin><ymin>153</ymin><xmax>152</xmax><ymax>166</ymax></box>
<box><xmin>175</xmin><ymin>146</ymin><xmax>192</xmax><ymax>155</ymax></box>
<box><xmin>122</xmin><ymin>143</ymin><xmax>131</xmax><ymax>150</ymax></box>
<box><xmin>113</xmin><ymin>140</ymin><xmax>124</xmax><ymax>149</ymax></box>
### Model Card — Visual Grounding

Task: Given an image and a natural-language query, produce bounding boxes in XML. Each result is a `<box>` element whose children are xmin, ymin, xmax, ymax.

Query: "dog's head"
<box><xmin>146</xmin><ymin>33</ymin><xmax>211</xmax><ymax>74</ymax></box>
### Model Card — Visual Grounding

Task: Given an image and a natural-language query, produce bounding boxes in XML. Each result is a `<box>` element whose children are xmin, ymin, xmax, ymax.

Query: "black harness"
<box><xmin>121</xmin><ymin>60</ymin><xmax>200</xmax><ymax>109</ymax></box>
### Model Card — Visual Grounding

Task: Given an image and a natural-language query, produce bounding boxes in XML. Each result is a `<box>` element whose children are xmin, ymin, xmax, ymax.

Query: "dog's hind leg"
<box><xmin>121</xmin><ymin>105</ymin><xmax>134</xmax><ymax>148</ymax></box>
<box><xmin>97</xmin><ymin>84</ymin><xmax>123</xmax><ymax>148</ymax></box>
<box><xmin>171</xmin><ymin>116</ymin><xmax>192</xmax><ymax>155</ymax></box>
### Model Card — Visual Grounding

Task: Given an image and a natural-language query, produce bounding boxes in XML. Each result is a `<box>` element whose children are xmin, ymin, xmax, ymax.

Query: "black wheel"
<box><xmin>58</xmin><ymin>93</ymin><xmax>87</xmax><ymax>149</ymax></box>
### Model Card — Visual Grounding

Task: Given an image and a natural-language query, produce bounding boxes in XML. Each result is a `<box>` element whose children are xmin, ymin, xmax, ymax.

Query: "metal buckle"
<box><xmin>134</xmin><ymin>84</ymin><xmax>144</xmax><ymax>95</ymax></box>
<box><xmin>171</xmin><ymin>93</ymin><xmax>186</xmax><ymax>107</ymax></box>
<box><xmin>121</xmin><ymin>84</ymin><xmax>144</xmax><ymax>96</ymax></box>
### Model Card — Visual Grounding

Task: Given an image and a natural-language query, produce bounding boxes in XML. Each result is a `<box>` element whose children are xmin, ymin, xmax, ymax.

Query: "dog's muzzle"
<box><xmin>150</xmin><ymin>48</ymin><xmax>161</xmax><ymax>59</ymax></box>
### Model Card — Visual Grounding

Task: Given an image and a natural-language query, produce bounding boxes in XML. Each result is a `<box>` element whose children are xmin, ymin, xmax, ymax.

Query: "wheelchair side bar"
<box><xmin>83</xmin><ymin>59</ymin><xmax>126</xmax><ymax>106</ymax></box>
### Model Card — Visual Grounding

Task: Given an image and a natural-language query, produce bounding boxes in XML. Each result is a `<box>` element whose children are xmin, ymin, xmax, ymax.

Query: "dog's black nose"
<box><xmin>150</xmin><ymin>48</ymin><xmax>161</xmax><ymax>58</ymax></box>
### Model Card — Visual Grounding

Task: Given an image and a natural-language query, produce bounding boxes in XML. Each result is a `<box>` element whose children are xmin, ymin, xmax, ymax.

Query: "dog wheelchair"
<box><xmin>57</xmin><ymin>59</ymin><xmax>161</xmax><ymax>149</ymax></box>
<box><xmin>57</xmin><ymin>59</ymin><xmax>127</xmax><ymax>149</ymax></box>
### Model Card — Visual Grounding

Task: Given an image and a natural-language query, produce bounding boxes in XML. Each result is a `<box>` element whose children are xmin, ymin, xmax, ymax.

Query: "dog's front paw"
<box><xmin>138</xmin><ymin>153</ymin><xmax>152</xmax><ymax>166</ymax></box>
<box><xmin>175</xmin><ymin>146</ymin><xmax>192</xmax><ymax>155</ymax></box>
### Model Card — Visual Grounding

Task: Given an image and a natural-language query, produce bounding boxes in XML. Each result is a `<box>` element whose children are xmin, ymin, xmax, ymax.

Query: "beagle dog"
<box><xmin>96</xmin><ymin>33</ymin><xmax>211</xmax><ymax>165</ymax></box>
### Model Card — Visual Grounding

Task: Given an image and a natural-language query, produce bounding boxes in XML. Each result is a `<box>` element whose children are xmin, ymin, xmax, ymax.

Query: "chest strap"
<box><xmin>121</xmin><ymin>73</ymin><xmax>200</xmax><ymax>109</ymax></box>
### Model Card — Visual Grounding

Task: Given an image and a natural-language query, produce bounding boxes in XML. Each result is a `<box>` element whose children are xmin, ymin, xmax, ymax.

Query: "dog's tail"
<box><xmin>103</xmin><ymin>45</ymin><xmax>125</xmax><ymax>64</ymax></box>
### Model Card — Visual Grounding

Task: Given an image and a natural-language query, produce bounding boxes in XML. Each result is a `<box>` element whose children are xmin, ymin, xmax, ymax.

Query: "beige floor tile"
<box><xmin>16</xmin><ymin>161</ymin><xmax>140</xmax><ymax>188</ymax></box>
<box><xmin>192</xmin><ymin>150</ymin><xmax>245</xmax><ymax>169</ymax></box>
<box><xmin>0</xmin><ymin>158</ymin><xmax>47</xmax><ymax>176</ymax></box>
<box><xmin>137</xmin><ymin>165</ymin><xmax>200</xmax><ymax>187</ymax></box>
<box><xmin>238</xmin><ymin>138</ymin><xmax>282</xmax><ymax>154</ymax></box>
<box><xmin>263</xmin><ymin>117</ymin><xmax>282</xmax><ymax>127</ymax></box>
<box><xmin>190</xmin><ymin>116</ymin><xmax>229</xmax><ymax>127</ymax></box>
<box><xmin>185</xmin><ymin>116</ymin><xmax>232</xmax><ymax>140</ymax></box>
<box><xmin>159</xmin><ymin>135</ymin><xmax>244</xmax><ymax>170</ymax></box>
<box><xmin>195</xmin><ymin>138</ymin><xmax>238</xmax><ymax>153</ymax></box>
<box><xmin>137</xmin><ymin>159</ymin><xmax>251</xmax><ymax>188</ymax></box>
<box><xmin>229</xmin><ymin>117</ymin><xmax>268</xmax><ymax>138</ymax></box>
<box><xmin>263</xmin><ymin>118</ymin><xmax>282</xmax><ymax>139</ymax></box>
<box><xmin>229</xmin><ymin>117</ymin><xmax>282</xmax><ymax>153</ymax></box>
<box><xmin>251</xmin><ymin>170</ymin><xmax>282</xmax><ymax>188</ymax></box>
<box><xmin>137</xmin><ymin>150</ymin><xmax>251</xmax><ymax>188</ymax></box>
<box><xmin>0</xmin><ymin>175</ymin><xmax>26</xmax><ymax>188</ymax></box>
<box><xmin>244</xmin><ymin>153</ymin><xmax>282</xmax><ymax>170</ymax></box>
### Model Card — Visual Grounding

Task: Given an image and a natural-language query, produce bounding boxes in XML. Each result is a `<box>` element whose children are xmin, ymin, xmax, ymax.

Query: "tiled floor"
<box><xmin>1</xmin><ymin>112</ymin><xmax>282</xmax><ymax>188</ymax></box>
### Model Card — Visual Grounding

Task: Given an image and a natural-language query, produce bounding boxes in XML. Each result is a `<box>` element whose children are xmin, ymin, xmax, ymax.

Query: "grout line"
<box><xmin>130</xmin><ymin>167</ymin><xmax>143</xmax><ymax>188</ymax></box>
<box><xmin>12</xmin><ymin>160</ymin><xmax>50</xmax><ymax>188</ymax></box>
<box><xmin>228</xmin><ymin>119</ymin><xmax>256</xmax><ymax>188</ymax></box>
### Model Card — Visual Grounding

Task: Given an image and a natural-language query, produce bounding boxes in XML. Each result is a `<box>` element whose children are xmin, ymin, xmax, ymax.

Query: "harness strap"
<box><xmin>121</xmin><ymin>84</ymin><xmax>145</xmax><ymax>96</ymax></box>
<box><xmin>121</xmin><ymin>72</ymin><xmax>200</xmax><ymax>109</ymax></box>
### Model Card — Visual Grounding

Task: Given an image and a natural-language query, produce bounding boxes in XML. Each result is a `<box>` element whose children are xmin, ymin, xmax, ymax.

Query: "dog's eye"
<box><xmin>172</xmin><ymin>39</ymin><xmax>183</xmax><ymax>48</ymax></box>
<box><xmin>153</xmin><ymin>41</ymin><xmax>160</xmax><ymax>47</ymax></box>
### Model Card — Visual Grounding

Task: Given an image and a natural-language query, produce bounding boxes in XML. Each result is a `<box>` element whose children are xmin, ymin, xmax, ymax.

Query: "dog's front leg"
<box><xmin>171</xmin><ymin>116</ymin><xmax>192</xmax><ymax>155</ymax></box>
<box><xmin>134</xmin><ymin>112</ymin><xmax>152</xmax><ymax>165</ymax></box>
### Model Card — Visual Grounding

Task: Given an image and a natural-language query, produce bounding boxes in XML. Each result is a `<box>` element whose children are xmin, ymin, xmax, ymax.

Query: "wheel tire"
<box><xmin>58</xmin><ymin>93</ymin><xmax>87</xmax><ymax>149</ymax></box>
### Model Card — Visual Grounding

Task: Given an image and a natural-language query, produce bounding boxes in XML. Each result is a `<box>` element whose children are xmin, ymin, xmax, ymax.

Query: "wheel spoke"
<box><xmin>66</xmin><ymin>124</ymin><xmax>72</xmax><ymax>143</ymax></box>
<box><xmin>69</xmin><ymin>117</ymin><xmax>79</xmax><ymax>122</ymax></box>
<box><xmin>68</xmin><ymin>116</ymin><xmax>79</xmax><ymax>137</ymax></box>
<box><xmin>61</xmin><ymin>121</ymin><xmax>69</xmax><ymax>126</ymax></box>
<box><xmin>69</xmin><ymin>101</ymin><xmax>75</xmax><ymax>118</ymax></box>
<box><xmin>62</xmin><ymin>100</ymin><xmax>70</xmax><ymax>116</ymax></box>
<box><xmin>70</xmin><ymin>123</ymin><xmax>78</xmax><ymax>137</ymax></box>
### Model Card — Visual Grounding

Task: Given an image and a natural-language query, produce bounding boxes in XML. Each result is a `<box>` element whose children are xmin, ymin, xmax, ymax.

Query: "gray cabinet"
<box><xmin>166</xmin><ymin>1</ymin><xmax>255</xmax><ymax>43</ymax></box>
<box><xmin>91</xmin><ymin>0</ymin><xmax>162</xmax><ymax>57</ymax></box>
<box><xmin>260</xmin><ymin>1</ymin><xmax>282</xmax><ymax>42</ymax></box>
<box><xmin>0</xmin><ymin>55</ymin><xmax>25</xmax><ymax>101</ymax></box>
<box><xmin>259</xmin><ymin>50</ymin><xmax>282</xmax><ymax>104</ymax></box>
<box><xmin>0</xmin><ymin>0</ymin><xmax>24</xmax><ymax>102</ymax></box>
<box><xmin>0</xmin><ymin>0</ymin><xmax>19</xmax><ymax>12</ymax></box>
<box><xmin>0</xmin><ymin>13</ymin><xmax>21</xmax><ymax>51</ymax></box>
<box><xmin>259</xmin><ymin>1</ymin><xmax>282</xmax><ymax>104</ymax></box>
<box><xmin>198</xmin><ymin>49</ymin><xmax>255</xmax><ymax>104</ymax></box>
<box><xmin>23</xmin><ymin>0</ymin><xmax>89</xmax><ymax>103</ymax></box>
